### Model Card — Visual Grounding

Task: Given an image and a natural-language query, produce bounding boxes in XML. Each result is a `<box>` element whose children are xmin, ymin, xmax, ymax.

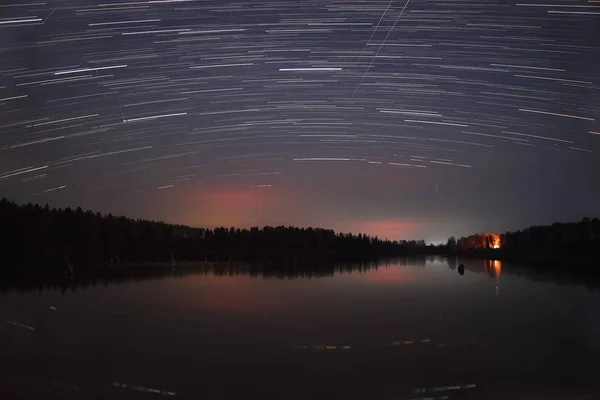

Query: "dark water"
<box><xmin>2</xmin><ymin>257</ymin><xmax>600</xmax><ymax>400</ymax></box>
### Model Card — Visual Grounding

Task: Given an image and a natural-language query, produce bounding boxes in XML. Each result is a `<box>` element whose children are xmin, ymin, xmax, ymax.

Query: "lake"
<box><xmin>2</xmin><ymin>257</ymin><xmax>600</xmax><ymax>399</ymax></box>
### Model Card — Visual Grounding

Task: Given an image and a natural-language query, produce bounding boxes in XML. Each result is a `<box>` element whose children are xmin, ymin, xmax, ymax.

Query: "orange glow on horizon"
<box><xmin>177</xmin><ymin>184</ymin><xmax>424</xmax><ymax>239</ymax></box>
<box><xmin>338</xmin><ymin>219</ymin><xmax>423</xmax><ymax>241</ymax></box>
<box><xmin>176</xmin><ymin>185</ymin><xmax>425</xmax><ymax>240</ymax></box>
<box><xmin>183</xmin><ymin>186</ymin><xmax>284</xmax><ymax>227</ymax></box>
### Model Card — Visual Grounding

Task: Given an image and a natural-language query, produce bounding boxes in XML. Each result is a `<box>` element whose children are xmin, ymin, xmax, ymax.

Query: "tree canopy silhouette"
<box><xmin>0</xmin><ymin>198</ymin><xmax>443</xmax><ymax>278</ymax></box>
<box><xmin>453</xmin><ymin>218</ymin><xmax>600</xmax><ymax>271</ymax></box>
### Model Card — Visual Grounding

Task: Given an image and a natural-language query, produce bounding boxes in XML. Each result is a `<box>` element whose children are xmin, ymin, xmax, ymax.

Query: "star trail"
<box><xmin>1</xmin><ymin>0</ymin><xmax>599</xmax><ymax>242</ymax></box>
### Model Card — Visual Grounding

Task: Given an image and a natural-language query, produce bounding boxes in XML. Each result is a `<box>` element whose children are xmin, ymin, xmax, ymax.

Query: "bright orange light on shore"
<box><xmin>483</xmin><ymin>233</ymin><xmax>501</xmax><ymax>249</ymax></box>
<box><xmin>492</xmin><ymin>234</ymin><xmax>501</xmax><ymax>249</ymax></box>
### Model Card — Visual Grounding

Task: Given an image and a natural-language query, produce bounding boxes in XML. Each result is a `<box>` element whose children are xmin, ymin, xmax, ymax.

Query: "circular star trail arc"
<box><xmin>0</xmin><ymin>0</ymin><xmax>599</xmax><ymax>241</ymax></box>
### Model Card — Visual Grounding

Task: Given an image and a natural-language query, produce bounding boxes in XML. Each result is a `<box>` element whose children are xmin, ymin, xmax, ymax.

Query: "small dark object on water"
<box><xmin>458</xmin><ymin>264</ymin><xmax>465</xmax><ymax>275</ymax></box>
<box><xmin>63</xmin><ymin>254</ymin><xmax>74</xmax><ymax>280</ymax></box>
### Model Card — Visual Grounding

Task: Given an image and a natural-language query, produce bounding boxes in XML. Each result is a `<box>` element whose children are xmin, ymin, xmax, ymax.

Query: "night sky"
<box><xmin>1</xmin><ymin>0</ymin><xmax>599</xmax><ymax>243</ymax></box>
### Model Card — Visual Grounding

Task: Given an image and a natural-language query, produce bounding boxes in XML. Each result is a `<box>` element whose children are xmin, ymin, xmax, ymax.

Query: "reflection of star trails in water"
<box><xmin>296</xmin><ymin>338</ymin><xmax>477</xmax><ymax>350</ymax></box>
<box><xmin>5</xmin><ymin>320</ymin><xmax>35</xmax><ymax>331</ymax></box>
<box><xmin>113</xmin><ymin>382</ymin><xmax>176</xmax><ymax>396</ymax></box>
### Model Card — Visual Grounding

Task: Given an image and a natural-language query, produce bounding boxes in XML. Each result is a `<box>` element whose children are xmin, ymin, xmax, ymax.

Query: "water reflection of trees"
<box><xmin>445</xmin><ymin>256</ymin><xmax>600</xmax><ymax>292</ymax></box>
<box><xmin>2</xmin><ymin>257</ymin><xmax>435</xmax><ymax>294</ymax></box>
<box><xmin>3</xmin><ymin>256</ymin><xmax>598</xmax><ymax>294</ymax></box>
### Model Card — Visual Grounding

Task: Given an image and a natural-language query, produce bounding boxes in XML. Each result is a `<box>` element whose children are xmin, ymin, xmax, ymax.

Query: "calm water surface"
<box><xmin>2</xmin><ymin>257</ymin><xmax>600</xmax><ymax>399</ymax></box>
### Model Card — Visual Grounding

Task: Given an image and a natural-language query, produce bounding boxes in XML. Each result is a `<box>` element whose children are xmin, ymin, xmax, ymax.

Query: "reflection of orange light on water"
<box><xmin>492</xmin><ymin>260</ymin><xmax>502</xmax><ymax>278</ymax></box>
<box><xmin>484</xmin><ymin>260</ymin><xmax>502</xmax><ymax>277</ymax></box>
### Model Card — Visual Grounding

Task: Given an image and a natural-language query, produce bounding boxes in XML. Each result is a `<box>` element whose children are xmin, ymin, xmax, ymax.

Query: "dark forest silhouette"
<box><xmin>448</xmin><ymin>217</ymin><xmax>600</xmax><ymax>272</ymax></box>
<box><xmin>0</xmin><ymin>198</ymin><xmax>444</xmax><ymax>279</ymax></box>
<box><xmin>1</xmin><ymin>197</ymin><xmax>599</xmax><ymax>284</ymax></box>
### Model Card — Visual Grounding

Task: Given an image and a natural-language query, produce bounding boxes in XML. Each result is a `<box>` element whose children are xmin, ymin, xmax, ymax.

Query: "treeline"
<box><xmin>447</xmin><ymin>217</ymin><xmax>600</xmax><ymax>270</ymax></box>
<box><xmin>4</xmin><ymin>196</ymin><xmax>598</xmax><ymax>279</ymax></box>
<box><xmin>0</xmin><ymin>198</ymin><xmax>444</xmax><ymax>277</ymax></box>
